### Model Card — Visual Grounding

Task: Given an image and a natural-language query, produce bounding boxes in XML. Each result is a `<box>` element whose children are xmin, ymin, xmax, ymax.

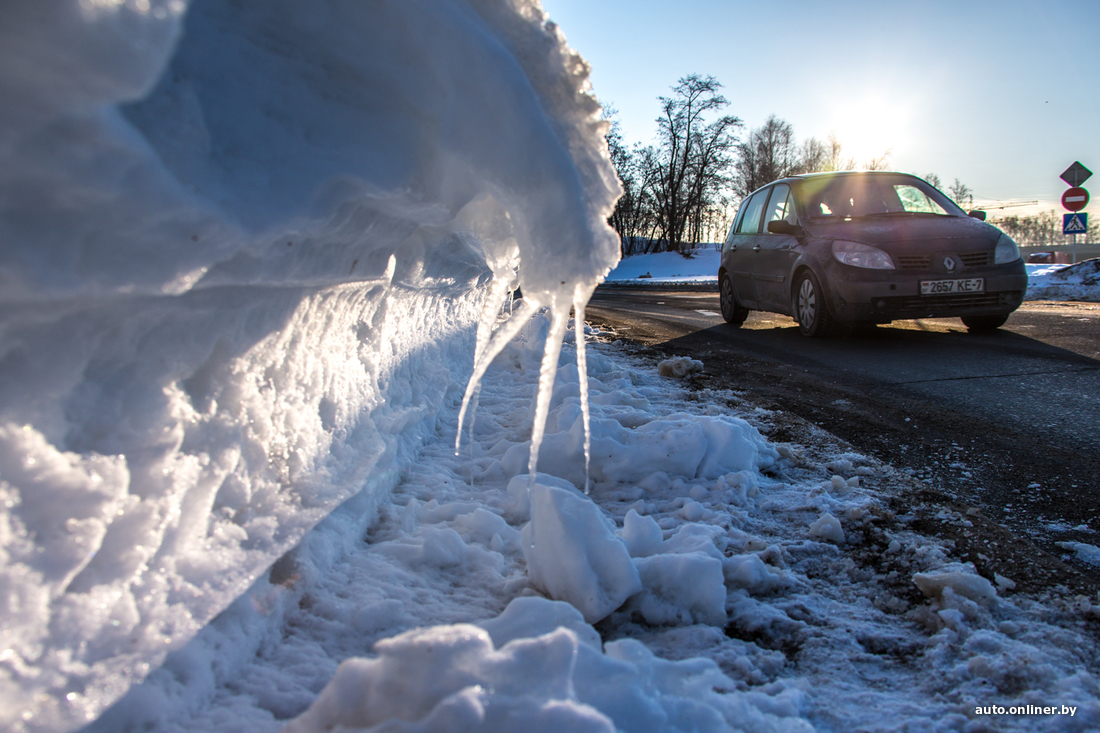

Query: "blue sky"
<box><xmin>541</xmin><ymin>0</ymin><xmax>1098</xmax><ymax>218</ymax></box>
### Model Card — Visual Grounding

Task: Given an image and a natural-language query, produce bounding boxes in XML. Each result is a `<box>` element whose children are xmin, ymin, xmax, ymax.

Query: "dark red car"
<box><xmin>718</xmin><ymin>171</ymin><xmax>1027</xmax><ymax>336</ymax></box>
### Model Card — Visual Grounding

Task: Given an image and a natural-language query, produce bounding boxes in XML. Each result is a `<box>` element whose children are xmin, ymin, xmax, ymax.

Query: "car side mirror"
<box><xmin>767</xmin><ymin>220</ymin><xmax>800</xmax><ymax>235</ymax></box>
<box><xmin>967</xmin><ymin>210</ymin><xmax>987</xmax><ymax>221</ymax></box>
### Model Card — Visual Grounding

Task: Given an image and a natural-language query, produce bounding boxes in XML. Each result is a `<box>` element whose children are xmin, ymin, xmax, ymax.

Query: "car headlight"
<box><xmin>832</xmin><ymin>240</ymin><xmax>895</xmax><ymax>270</ymax></box>
<box><xmin>994</xmin><ymin>232</ymin><xmax>1020</xmax><ymax>264</ymax></box>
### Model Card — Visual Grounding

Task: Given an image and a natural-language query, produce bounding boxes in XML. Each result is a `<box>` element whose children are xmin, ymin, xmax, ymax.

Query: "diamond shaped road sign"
<box><xmin>1061</xmin><ymin>161</ymin><xmax>1092</xmax><ymax>187</ymax></box>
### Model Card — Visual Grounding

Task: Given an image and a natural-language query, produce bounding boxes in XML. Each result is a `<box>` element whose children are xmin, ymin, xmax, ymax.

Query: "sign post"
<box><xmin>1060</xmin><ymin>162</ymin><xmax>1092</xmax><ymax>264</ymax></box>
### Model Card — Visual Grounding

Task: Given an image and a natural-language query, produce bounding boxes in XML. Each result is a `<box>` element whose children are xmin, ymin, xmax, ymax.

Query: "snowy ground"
<box><xmin>91</xmin><ymin>316</ymin><xmax>1100</xmax><ymax>732</ymax></box>
<box><xmin>604</xmin><ymin>249</ymin><xmax>1100</xmax><ymax>303</ymax></box>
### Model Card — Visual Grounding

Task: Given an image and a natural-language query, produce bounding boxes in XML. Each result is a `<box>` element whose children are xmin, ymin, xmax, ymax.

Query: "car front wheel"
<box><xmin>720</xmin><ymin>274</ymin><xmax>749</xmax><ymax>326</ymax></box>
<box><xmin>793</xmin><ymin>270</ymin><xmax>835</xmax><ymax>337</ymax></box>
<box><xmin>961</xmin><ymin>314</ymin><xmax>1009</xmax><ymax>332</ymax></box>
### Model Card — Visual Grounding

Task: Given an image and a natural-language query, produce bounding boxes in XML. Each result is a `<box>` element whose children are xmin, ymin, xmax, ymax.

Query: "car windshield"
<box><xmin>799</xmin><ymin>175</ymin><xmax>962</xmax><ymax>221</ymax></box>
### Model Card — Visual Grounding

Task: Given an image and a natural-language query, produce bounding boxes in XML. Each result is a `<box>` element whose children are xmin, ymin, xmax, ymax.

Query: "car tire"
<box><xmin>720</xmin><ymin>273</ymin><xmax>749</xmax><ymax>327</ymax></box>
<box><xmin>961</xmin><ymin>314</ymin><xmax>1008</xmax><ymax>332</ymax></box>
<box><xmin>793</xmin><ymin>270</ymin><xmax>835</xmax><ymax>337</ymax></box>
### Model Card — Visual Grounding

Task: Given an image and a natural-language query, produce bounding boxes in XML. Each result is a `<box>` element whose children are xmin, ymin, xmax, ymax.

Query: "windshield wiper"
<box><xmin>851</xmin><ymin>211</ymin><xmax>946</xmax><ymax>219</ymax></box>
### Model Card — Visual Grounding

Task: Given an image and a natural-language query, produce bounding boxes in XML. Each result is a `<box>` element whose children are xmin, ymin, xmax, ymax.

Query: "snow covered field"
<box><xmin>2</xmin><ymin>2</ymin><xmax>1099</xmax><ymax>732</ymax></box>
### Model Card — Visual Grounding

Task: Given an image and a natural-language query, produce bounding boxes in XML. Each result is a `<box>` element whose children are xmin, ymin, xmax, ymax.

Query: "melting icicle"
<box><xmin>455</xmin><ymin>275</ymin><xmax>513</xmax><ymax>457</ymax></box>
<box><xmin>455</xmin><ymin>296</ymin><xmax>539</xmax><ymax>455</ymax></box>
<box><xmin>457</xmin><ymin>277</ymin><xmax>600</xmax><ymax>496</ymax></box>
<box><xmin>526</xmin><ymin>305</ymin><xmax>569</xmax><ymax>485</ymax></box>
<box><xmin>573</xmin><ymin>298</ymin><xmax>592</xmax><ymax>494</ymax></box>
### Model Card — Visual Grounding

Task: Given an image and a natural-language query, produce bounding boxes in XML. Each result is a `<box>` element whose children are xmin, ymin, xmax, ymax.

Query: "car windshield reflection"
<box><xmin>801</xmin><ymin>174</ymin><xmax>960</xmax><ymax>221</ymax></box>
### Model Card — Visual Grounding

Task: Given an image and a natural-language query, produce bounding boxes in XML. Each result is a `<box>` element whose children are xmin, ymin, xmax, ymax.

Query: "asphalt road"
<box><xmin>586</xmin><ymin>287</ymin><xmax>1100</xmax><ymax>589</ymax></box>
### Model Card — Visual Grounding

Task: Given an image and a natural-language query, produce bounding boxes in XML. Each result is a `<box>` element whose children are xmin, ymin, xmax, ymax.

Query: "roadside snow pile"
<box><xmin>92</xmin><ymin>320</ymin><xmax>1100</xmax><ymax>732</ymax></box>
<box><xmin>0</xmin><ymin>1</ymin><xmax>619</xmax><ymax>730</ymax></box>
<box><xmin>1026</xmin><ymin>259</ymin><xmax>1100</xmax><ymax>301</ymax></box>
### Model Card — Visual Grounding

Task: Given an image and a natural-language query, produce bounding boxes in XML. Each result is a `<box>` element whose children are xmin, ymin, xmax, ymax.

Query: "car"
<box><xmin>1026</xmin><ymin>251</ymin><xmax>1071</xmax><ymax>264</ymax></box>
<box><xmin>718</xmin><ymin>171</ymin><xmax>1028</xmax><ymax>336</ymax></box>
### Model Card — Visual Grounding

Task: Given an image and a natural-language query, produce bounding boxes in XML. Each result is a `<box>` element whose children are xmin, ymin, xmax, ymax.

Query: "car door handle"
<box><xmin>752</xmin><ymin>245</ymin><xmax>761</xmax><ymax>252</ymax></box>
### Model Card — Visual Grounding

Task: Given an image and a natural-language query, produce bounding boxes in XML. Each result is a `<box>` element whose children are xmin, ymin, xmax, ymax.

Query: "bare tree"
<box><xmin>863</xmin><ymin>149</ymin><xmax>893</xmax><ymax>171</ymax></box>
<box><xmin>796</xmin><ymin>136</ymin><xmax>829</xmax><ymax>174</ymax></box>
<box><xmin>733</xmin><ymin>115</ymin><xmax>799</xmax><ymax>197</ymax></box>
<box><xmin>824</xmin><ymin>132</ymin><xmax>856</xmax><ymax>172</ymax></box>
<box><xmin>924</xmin><ymin>173</ymin><xmax>943</xmax><ymax>190</ymax></box>
<box><xmin>605</xmin><ymin>111</ymin><xmax>652</xmax><ymax>255</ymax></box>
<box><xmin>949</xmin><ymin>178</ymin><xmax>973</xmax><ymax>210</ymax></box>
<box><xmin>650</xmin><ymin>75</ymin><xmax>742</xmax><ymax>254</ymax></box>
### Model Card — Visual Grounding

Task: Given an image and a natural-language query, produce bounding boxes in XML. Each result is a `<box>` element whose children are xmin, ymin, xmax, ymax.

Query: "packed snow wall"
<box><xmin>0</xmin><ymin>1</ymin><xmax>621</xmax><ymax>730</ymax></box>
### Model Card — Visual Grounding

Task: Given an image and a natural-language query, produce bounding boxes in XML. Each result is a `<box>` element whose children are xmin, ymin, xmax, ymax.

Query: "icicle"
<box><xmin>473</xmin><ymin>277</ymin><xmax>513</xmax><ymax>375</ymax></box>
<box><xmin>455</xmin><ymin>297</ymin><xmax>538</xmax><ymax>455</ymax></box>
<box><xmin>526</xmin><ymin>305</ymin><xmax>570</xmax><ymax>485</ymax></box>
<box><xmin>573</xmin><ymin>298</ymin><xmax>592</xmax><ymax>494</ymax></box>
<box><xmin>455</xmin><ymin>276</ymin><xmax>511</xmax><ymax>458</ymax></box>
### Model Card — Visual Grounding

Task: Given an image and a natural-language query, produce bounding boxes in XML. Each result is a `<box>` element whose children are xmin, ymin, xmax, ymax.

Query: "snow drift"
<box><xmin>0</xmin><ymin>0</ymin><xmax>619</xmax><ymax>730</ymax></box>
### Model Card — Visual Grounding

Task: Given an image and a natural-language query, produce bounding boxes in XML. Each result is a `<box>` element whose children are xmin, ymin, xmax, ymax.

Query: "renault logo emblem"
<box><xmin>944</xmin><ymin>256</ymin><xmax>956</xmax><ymax>271</ymax></box>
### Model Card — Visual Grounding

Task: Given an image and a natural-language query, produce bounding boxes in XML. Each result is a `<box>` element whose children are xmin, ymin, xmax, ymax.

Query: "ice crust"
<box><xmin>0</xmin><ymin>0</ymin><xmax>618</xmax><ymax>729</ymax></box>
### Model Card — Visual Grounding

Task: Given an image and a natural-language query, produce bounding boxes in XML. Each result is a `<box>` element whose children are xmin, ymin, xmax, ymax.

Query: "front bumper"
<box><xmin>824</xmin><ymin>261</ymin><xmax>1028</xmax><ymax>322</ymax></box>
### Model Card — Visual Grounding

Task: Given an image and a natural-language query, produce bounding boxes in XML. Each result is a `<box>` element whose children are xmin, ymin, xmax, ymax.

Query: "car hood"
<box><xmin>804</xmin><ymin>215</ymin><xmax>1000</xmax><ymax>252</ymax></box>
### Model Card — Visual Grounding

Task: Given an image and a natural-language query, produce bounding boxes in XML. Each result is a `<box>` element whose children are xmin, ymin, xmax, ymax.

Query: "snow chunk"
<box><xmin>502</xmin><ymin>412</ymin><xmax>773</xmax><ymax>488</ymax></box>
<box><xmin>629</xmin><ymin>552</ymin><xmax>727</xmax><ymax>627</ymax></box>
<box><xmin>521</xmin><ymin>483</ymin><xmax>642</xmax><ymax>623</ymax></box>
<box><xmin>479</xmin><ymin>596</ymin><xmax>601</xmax><ymax>650</ymax></box>
<box><xmin>808</xmin><ymin>513</ymin><xmax>845</xmax><ymax>543</ymax></box>
<box><xmin>620</xmin><ymin>508</ymin><xmax>664</xmax><ymax>558</ymax></box>
<box><xmin>287</xmin><ymin>605</ymin><xmax>812</xmax><ymax>733</ymax></box>
<box><xmin>913</xmin><ymin>569</ymin><xmax>997</xmax><ymax>605</ymax></box>
<box><xmin>1057</xmin><ymin>541</ymin><xmax>1100</xmax><ymax>566</ymax></box>
<box><xmin>657</xmin><ymin>357</ymin><xmax>703</xmax><ymax>378</ymax></box>
<box><xmin>282</xmin><ymin>625</ymin><xmax>613</xmax><ymax>733</ymax></box>
<box><xmin>723</xmin><ymin>553</ymin><xmax>795</xmax><ymax>595</ymax></box>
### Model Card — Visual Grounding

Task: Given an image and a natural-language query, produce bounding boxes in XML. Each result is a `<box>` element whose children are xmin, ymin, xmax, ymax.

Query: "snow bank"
<box><xmin>0</xmin><ymin>1</ymin><xmax>620</xmax><ymax>729</ymax></box>
<box><xmin>604</xmin><ymin>249</ymin><xmax>720</xmax><ymax>283</ymax></box>
<box><xmin>1026</xmin><ymin>259</ymin><xmax>1100</xmax><ymax>301</ymax></box>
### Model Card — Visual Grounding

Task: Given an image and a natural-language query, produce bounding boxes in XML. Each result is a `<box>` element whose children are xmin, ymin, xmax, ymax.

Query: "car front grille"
<box><xmin>896</xmin><ymin>255</ymin><xmax>931</xmax><ymax>270</ymax></box>
<box><xmin>894</xmin><ymin>251</ymin><xmax>992</xmax><ymax>270</ymax></box>
<box><xmin>959</xmin><ymin>252</ymin><xmax>991</xmax><ymax>267</ymax></box>
<box><xmin>881</xmin><ymin>293</ymin><xmax>1006</xmax><ymax>315</ymax></box>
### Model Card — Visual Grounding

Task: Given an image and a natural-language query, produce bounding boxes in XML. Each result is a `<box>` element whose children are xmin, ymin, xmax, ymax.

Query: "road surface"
<box><xmin>586</xmin><ymin>288</ymin><xmax>1100</xmax><ymax>591</ymax></box>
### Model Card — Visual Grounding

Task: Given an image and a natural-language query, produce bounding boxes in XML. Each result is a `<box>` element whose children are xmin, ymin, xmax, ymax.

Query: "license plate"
<box><xmin>920</xmin><ymin>278</ymin><xmax>984</xmax><ymax>295</ymax></box>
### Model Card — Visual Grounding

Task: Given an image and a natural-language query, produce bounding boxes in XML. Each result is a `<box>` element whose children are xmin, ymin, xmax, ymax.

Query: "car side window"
<box><xmin>736</xmin><ymin>189</ymin><xmax>768</xmax><ymax>234</ymax></box>
<box><xmin>725</xmin><ymin>197</ymin><xmax>749</xmax><ymax>247</ymax></box>
<box><xmin>764</xmin><ymin>184</ymin><xmax>795</xmax><ymax>230</ymax></box>
<box><xmin>894</xmin><ymin>184</ymin><xmax>949</xmax><ymax>215</ymax></box>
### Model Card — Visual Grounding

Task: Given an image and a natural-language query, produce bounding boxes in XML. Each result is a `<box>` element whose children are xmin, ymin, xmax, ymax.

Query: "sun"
<box><xmin>826</xmin><ymin>93</ymin><xmax>913</xmax><ymax>170</ymax></box>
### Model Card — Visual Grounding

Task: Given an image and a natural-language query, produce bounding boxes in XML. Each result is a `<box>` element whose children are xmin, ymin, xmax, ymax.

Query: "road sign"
<box><xmin>1063</xmin><ymin>213</ymin><xmax>1088</xmax><ymax>234</ymax></box>
<box><xmin>1062</xmin><ymin>187</ymin><xmax>1090</xmax><ymax>212</ymax></box>
<box><xmin>1061</xmin><ymin>161</ymin><xmax>1092</xmax><ymax>187</ymax></box>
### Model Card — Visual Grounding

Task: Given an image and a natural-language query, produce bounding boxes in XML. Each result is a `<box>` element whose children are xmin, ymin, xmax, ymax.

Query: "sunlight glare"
<box><xmin>828</xmin><ymin>93</ymin><xmax>914</xmax><ymax>170</ymax></box>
